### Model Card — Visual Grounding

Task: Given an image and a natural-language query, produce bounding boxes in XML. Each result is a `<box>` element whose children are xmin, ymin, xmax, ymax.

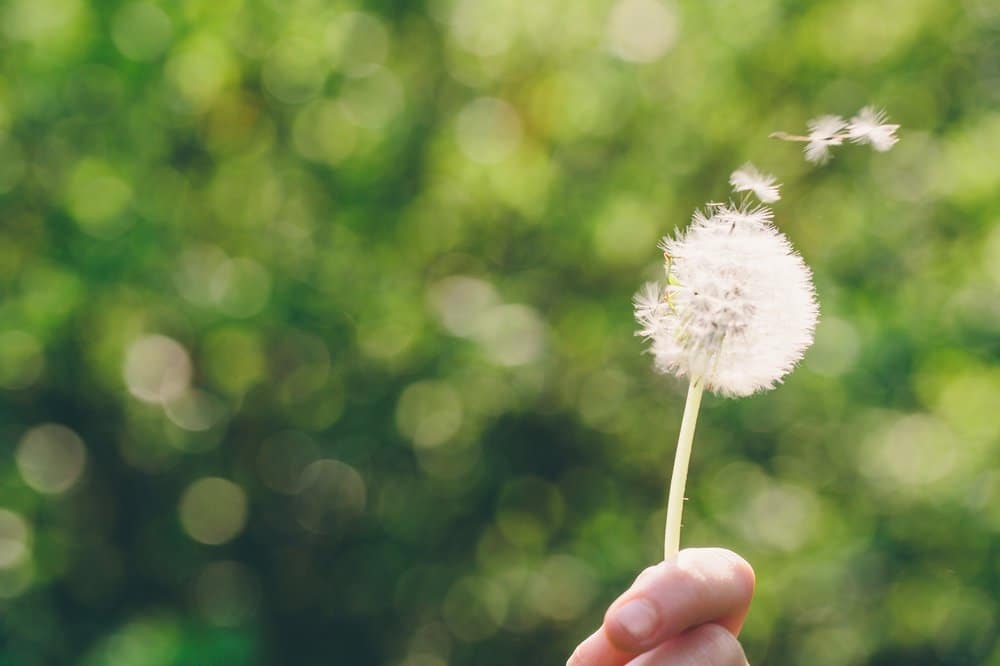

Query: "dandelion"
<box><xmin>770</xmin><ymin>106</ymin><xmax>900</xmax><ymax>164</ymax></box>
<box><xmin>729</xmin><ymin>162</ymin><xmax>781</xmax><ymax>203</ymax></box>
<box><xmin>848</xmin><ymin>106</ymin><xmax>900</xmax><ymax>152</ymax></box>
<box><xmin>635</xmin><ymin>166</ymin><xmax>818</xmax><ymax>558</ymax></box>
<box><xmin>642</xmin><ymin>212</ymin><xmax>817</xmax><ymax>397</ymax></box>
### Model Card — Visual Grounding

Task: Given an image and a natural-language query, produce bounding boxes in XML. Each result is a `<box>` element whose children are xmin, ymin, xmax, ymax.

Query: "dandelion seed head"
<box><xmin>848</xmin><ymin>106</ymin><xmax>899</xmax><ymax>152</ymax></box>
<box><xmin>729</xmin><ymin>163</ymin><xmax>781</xmax><ymax>203</ymax></box>
<box><xmin>712</xmin><ymin>202</ymin><xmax>774</xmax><ymax>229</ymax></box>
<box><xmin>635</xmin><ymin>207</ymin><xmax>818</xmax><ymax>397</ymax></box>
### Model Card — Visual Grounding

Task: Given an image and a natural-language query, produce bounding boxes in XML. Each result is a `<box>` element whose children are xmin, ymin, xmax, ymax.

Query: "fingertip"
<box><xmin>679</xmin><ymin>548</ymin><xmax>755</xmax><ymax>596</ymax></box>
<box><xmin>679</xmin><ymin>548</ymin><xmax>755</xmax><ymax>635</ymax></box>
<box><xmin>724</xmin><ymin>550</ymin><xmax>755</xmax><ymax>629</ymax></box>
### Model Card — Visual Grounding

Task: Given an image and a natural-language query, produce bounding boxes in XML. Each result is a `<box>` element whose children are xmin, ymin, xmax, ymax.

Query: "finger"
<box><xmin>604</xmin><ymin>548</ymin><xmax>755</xmax><ymax>655</ymax></box>
<box><xmin>626</xmin><ymin>623</ymin><xmax>749</xmax><ymax>666</ymax></box>
<box><xmin>566</xmin><ymin>627</ymin><xmax>633</xmax><ymax>666</ymax></box>
<box><xmin>566</xmin><ymin>564</ymin><xmax>670</xmax><ymax>666</ymax></box>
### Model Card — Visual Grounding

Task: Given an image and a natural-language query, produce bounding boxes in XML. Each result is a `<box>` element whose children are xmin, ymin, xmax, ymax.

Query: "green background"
<box><xmin>0</xmin><ymin>0</ymin><xmax>997</xmax><ymax>663</ymax></box>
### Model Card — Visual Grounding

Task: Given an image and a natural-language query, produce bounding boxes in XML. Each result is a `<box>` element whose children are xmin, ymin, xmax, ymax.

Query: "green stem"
<box><xmin>663</xmin><ymin>378</ymin><xmax>705</xmax><ymax>560</ymax></box>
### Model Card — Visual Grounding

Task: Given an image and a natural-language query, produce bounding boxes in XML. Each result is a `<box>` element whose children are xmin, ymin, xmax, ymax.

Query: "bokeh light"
<box><xmin>455</xmin><ymin>98</ymin><xmax>523</xmax><ymax>165</ymax></box>
<box><xmin>0</xmin><ymin>510</ymin><xmax>33</xmax><ymax>597</ymax></box>
<box><xmin>16</xmin><ymin>424</ymin><xmax>87</xmax><ymax>494</ymax></box>
<box><xmin>396</xmin><ymin>381</ymin><xmax>464</xmax><ymax>449</ymax></box>
<box><xmin>65</xmin><ymin>158</ymin><xmax>132</xmax><ymax>238</ymax></box>
<box><xmin>0</xmin><ymin>509</ymin><xmax>30</xmax><ymax>569</ymax></box>
<box><xmin>607</xmin><ymin>0</ymin><xmax>678</xmax><ymax>63</ymax></box>
<box><xmin>336</xmin><ymin>11</ymin><xmax>391</xmax><ymax>78</ymax></box>
<box><xmin>179</xmin><ymin>478</ymin><xmax>248</xmax><ymax>546</ymax></box>
<box><xmin>294</xmin><ymin>459</ymin><xmax>366</xmax><ymax>534</ymax></box>
<box><xmin>164</xmin><ymin>389</ymin><xmax>227</xmax><ymax>433</ymax></box>
<box><xmin>442</xmin><ymin>576</ymin><xmax>508</xmax><ymax>642</ymax></box>
<box><xmin>473</xmin><ymin>304</ymin><xmax>547</xmax><ymax>367</ymax></box>
<box><xmin>123</xmin><ymin>335</ymin><xmax>192</xmax><ymax>405</ymax></box>
<box><xmin>427</xmin><ymin>276</ymin><xmax>500</xmax><ymax>338</ymax></box>
<box><xmin>111</xmin><ymin>2</ymin><xmax>172</xmax><ymax>62</ymax></box>
<box><xmin>527</xmin><ymin>555</ymin><xmax>599</xmax><ymax>622</ymax></box>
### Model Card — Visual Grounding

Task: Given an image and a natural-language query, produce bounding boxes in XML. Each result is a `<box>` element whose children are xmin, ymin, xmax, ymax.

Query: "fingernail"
<box><xmin>612</xmin><ymin>599</ymin><xmax>658</xmax><ymax>641</ymax></box>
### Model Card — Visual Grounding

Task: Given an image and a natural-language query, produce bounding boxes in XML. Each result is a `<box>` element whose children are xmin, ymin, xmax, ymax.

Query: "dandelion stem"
<box><xmin>664</xmin><ymin>378</ymin><xmax>704</xmax><ymax>560</ymax></box>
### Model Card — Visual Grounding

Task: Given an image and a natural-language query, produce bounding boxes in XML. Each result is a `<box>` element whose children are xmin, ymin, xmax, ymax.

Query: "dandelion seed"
<box><xmin>804</xmin><ymin>115</ymin><xmax>847</xmax><ymax>164</ymax></box>
<box><xmin>634</xmin><ymin>282</ymin><xmax>668</xmax><ymax>334</ymax></box>
<box><xmin>729</xmin><ymin>163</ymin><xmax>781</xmax><ymax>203</ymax></box>
<box><xmin>773</xmin><ymin>107</ymin><xmax>900</xmax><ymax>164</ymax></box>
<box><xmin>848</xmin><ymin>106</ymin><xmax>900</xmax><ymax>152</ymax></box>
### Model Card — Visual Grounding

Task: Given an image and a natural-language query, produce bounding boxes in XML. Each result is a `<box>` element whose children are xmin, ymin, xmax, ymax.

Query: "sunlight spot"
<box><xmin>455</xmin><ymin>98</ymin><xmax>522</xmax><ymax>164</ymax></box>
<box><xmin>179</xmin><ymin>478</ymin><xmax>248</xmax><ymax>545</ymax></box>
<box><xmin>16</xmin><ymin>424</ymin><xmax>86</xmax><ymax>494</ymax></box>
<box><xmin>607</xmin><ymin>0</ymin><xmax>678</xmax><ymax>63</ymax></box>
<box><xmin>0</xmin><ymin>510</ymin><xmax>30</xmax><ymax>569</ymax></box>
<box><xmin>123</xmin><ymin>335</ymin><xmax>192</xmax><ymax>404</ymax></box>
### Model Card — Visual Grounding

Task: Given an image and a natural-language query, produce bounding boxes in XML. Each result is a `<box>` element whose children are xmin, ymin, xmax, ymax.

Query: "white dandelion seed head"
<box><xmin>804</xmin><ymin>114</ymin><xmax>847</xmax><ymax>164</ymax></box>
<box><xmin>635</xmin><ymin>208</ymin><xmax>818</xmax><ymax>397</ymax></box>
<box><xmin>729</xmin><ymin>163</ymin><xmax>781</xmax><ymax>203</ymax></box>
<box><xmin>848</xmin><ymin>106</ymin><xmax>899</xmax><ymax>152</ymax></box>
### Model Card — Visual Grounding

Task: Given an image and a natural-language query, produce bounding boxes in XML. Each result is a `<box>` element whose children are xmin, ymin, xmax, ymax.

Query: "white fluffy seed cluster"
<box><xmin>634</xmin><ymin>165</ymin><xmax>818</xmax><ymax>397</ymax></box>
<box><xmin>805</xmin><ymin>106</ymin><xmax>899</xmax><ymax>164</ymax></box>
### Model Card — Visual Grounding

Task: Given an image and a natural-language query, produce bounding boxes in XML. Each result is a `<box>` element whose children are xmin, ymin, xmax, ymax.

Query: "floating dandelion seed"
<box><xmin>804</xmin><ymin>115</ymin><xmax>847</xmax><ymax>164</ymax></box>
<box><xmin>848</xmin><ymin>106</ymin><xmax>900</xmax><ymax>152</ymax></box>
<box><xmin>635</xmin><ymin>165</ymin><xmax>818</xmax><ymax>558</ymax></box>
<box><xmin>770</xmin><ymin>106</ymin><xmax>900</xmax><ymax>164</ymax></box>
<box><xmin>729</xmin><ymin>162</ymin><xmax>781</xmax><ymax>203</ymax></box>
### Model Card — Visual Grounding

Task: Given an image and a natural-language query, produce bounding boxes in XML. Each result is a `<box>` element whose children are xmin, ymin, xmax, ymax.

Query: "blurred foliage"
<box><xmin>0</xmin><ymin>0</ymin><xmax>997</xmax><ymax>663</ymax></box>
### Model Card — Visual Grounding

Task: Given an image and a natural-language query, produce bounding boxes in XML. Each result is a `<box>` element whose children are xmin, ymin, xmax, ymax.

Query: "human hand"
<box><xmin>568</xmin><ymin>548</ymin><xmax>755</xmax><ymax>665</ymax></box>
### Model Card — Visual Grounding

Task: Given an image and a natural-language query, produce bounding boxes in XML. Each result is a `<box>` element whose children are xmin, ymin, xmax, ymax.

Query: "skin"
<box><xmin>567</xmin><ymin>548</ymin><xmax>755</xmax><ymax>666</ymax></box>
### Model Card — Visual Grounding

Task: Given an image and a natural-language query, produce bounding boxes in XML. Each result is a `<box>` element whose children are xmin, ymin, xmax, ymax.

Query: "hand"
<box><xmin>568</xmin><ymin>548</ymin><xmax>755</xmax><ymax>665</ymax></box>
